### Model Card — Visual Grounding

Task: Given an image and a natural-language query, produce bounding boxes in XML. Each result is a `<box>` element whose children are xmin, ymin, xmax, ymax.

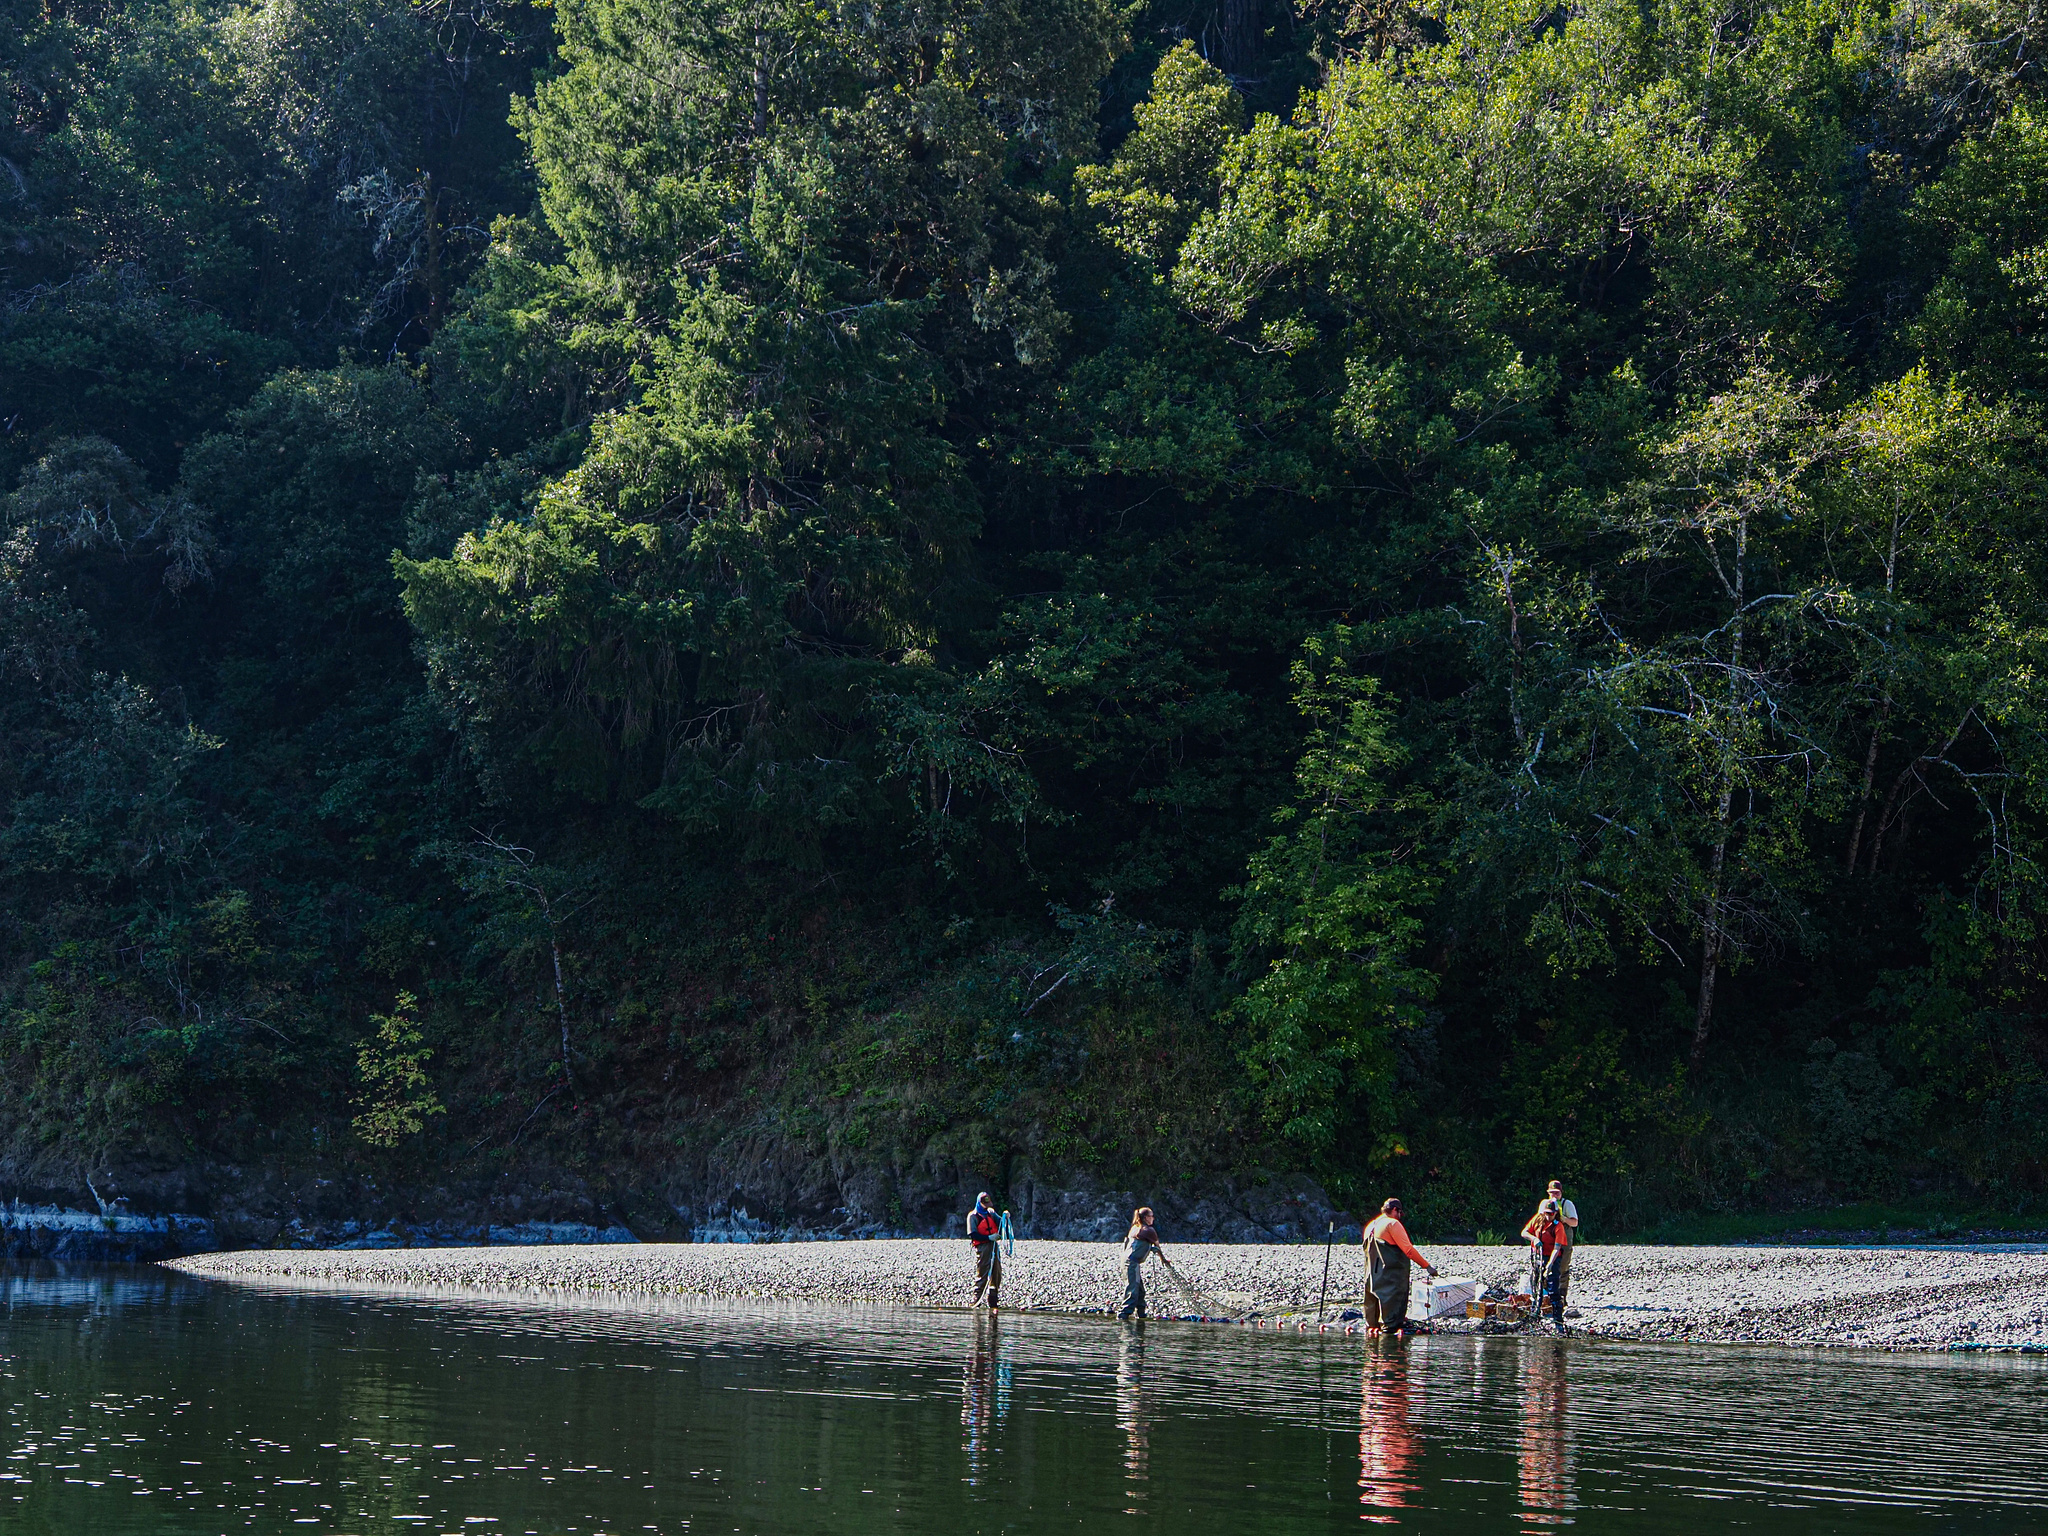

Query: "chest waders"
<box><xmin>1529</xmin><ymin>1236</ymin><xmax>1567</xmax><ymax>1326</ymax></box>
<box><xmin>970</xmin><ymin>1209</ymin><xmax>1004</xmax><ymax>1307</ymax></box>
<box><xmin>1364</xmin><ymin>1234</ymin><xmax>1410</xmax><ymax>1332</ymax></box>
<box><xmin>1119</xmin><ymin>1242</ymin><xmax>1154</xmax><ymax>1320</ymax></box>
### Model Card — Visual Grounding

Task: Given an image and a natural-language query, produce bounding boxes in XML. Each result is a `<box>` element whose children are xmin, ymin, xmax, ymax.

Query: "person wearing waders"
<box><xmin>1521</xmin><ymin>1199</ymin><xmax>1569</xmax><ymax>1330</ymax></box>
<box><xmin>1118</xmin><ymin>1207</ymin><xmax>1166</xmax><ymax>1321</ymax></box>
<box><xmin>967</xmin><ymin>1192</ymin><xmax>1002</xmax><ymax>1311</ymax></box>
<box><xmin>1361</xmin><ymin>1198</ymin><xmax>1438</xmax><ymax>1336</ymax></box>
<box><xmin>1544</xmin><ymin>1179</ymin><xmax>1579</xmax><ymax>1312</ymax></box>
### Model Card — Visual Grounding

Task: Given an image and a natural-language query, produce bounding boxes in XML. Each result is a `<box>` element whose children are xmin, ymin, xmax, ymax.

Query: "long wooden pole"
<box><xmin>1318</xmin><ymin>1219</ymin><xmax>1335</xmax><ymax>1319</ymax></box>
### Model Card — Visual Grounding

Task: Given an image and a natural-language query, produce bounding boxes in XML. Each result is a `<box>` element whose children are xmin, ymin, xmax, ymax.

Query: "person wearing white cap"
<box><xmin>1544</xmin><ymin>1179</ymin><xmax>1579</xmax><ymax>1312</ymax></box>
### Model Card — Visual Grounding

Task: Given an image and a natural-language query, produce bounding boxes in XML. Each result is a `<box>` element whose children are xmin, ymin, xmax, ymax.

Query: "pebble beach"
<box><xmin>169</xmin><ymin>1238</ymin><xmax>2048</xmax><ymax>1352</ymax></box>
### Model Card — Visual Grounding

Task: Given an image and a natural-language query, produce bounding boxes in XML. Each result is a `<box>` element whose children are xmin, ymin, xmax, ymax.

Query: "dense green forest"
<box><xmin>5</xmin><ymin>0</ymin><xmax>2048</xmax><ymax>1237</ymax></box>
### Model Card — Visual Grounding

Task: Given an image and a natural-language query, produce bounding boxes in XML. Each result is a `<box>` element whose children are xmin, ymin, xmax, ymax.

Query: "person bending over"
<box><xmin>1119</xmin><ymin>1207</ymin><xmax>1167</xmax><ymax>1321</ymax></box>
<box><xmin>1361</xmin><ymin>1198</ymin><xmax>1437</xmax><ymax>1336</ymax></box>
<box><xmin>967</xmin><ymin>1192</ymin><xmax>1002</xmax><ymax>1311</ymax></box>
<box><xmin>1521</xmin><ymin>1199</ymin><xmax>1570</xmax><ymax>1329</ymax></box>
<box><xmin>1543</xmin><ymin>1179</ymin><xmax>1578</xmax><ymax>1310</ymax></box>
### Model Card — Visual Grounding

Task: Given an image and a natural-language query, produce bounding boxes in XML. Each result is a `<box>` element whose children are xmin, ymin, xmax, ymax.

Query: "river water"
<box><xmin>3</xmin><ymin>1264</ymin><xmax>2043</xmax><ymax>1533</ymax></box>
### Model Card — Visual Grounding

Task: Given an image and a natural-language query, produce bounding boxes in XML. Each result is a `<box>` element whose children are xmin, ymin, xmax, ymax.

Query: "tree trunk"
<box><xmin>1867</xmin><ymin>713</ymin><xmax>1971</xmax><ymax>875</ymax></box>
<box><xmin>1203</xmin><ymin>0</ymin><xmax>1262</xmax><ymax>74</ymax></box>
<box><xmin>1847</xmin><ymin>510</ymin><xmax>1902</xmax><ymax>875</ymax></box>
<box><xmin>1867</xmin><ymin>758</ymin><xmax>1919</xmax><ymax>876</ymax></box>
<box><xmin>422</xmin><ymin>171</ymin><xmax>443</xmax><ymax>330</ymax></box>
<box><xmin>550</xmin><ymin>934</ymin><xmax>573</xmax><ymax>1080</ymax></box>
<box><xmin>1691</xmin><ymin>784</ymin><xmax>1731</xmax><ymax>1072</ymax></box>
<box><xmin>753</xmin><ymin>23</ymin><xmax>769</xmax><ymax>137</ymax></box>
<box><xmin>1843</xmin><ymin>712</ymin><xmax>1884</xmax><ymax>874</ymax></box>
<box><xmin>1693</xmin><ymin>510</ymin><xmax>1747</xmax><ymax>1071</ymax></box>
<box><xmin>1496</xmin><ymin>548</ymin><xmax>1527</xmax><ymax>752</ymax></box>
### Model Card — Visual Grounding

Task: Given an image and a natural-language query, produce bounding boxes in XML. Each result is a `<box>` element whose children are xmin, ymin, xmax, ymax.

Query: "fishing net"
<box><xmin>1155</xmin><ymin>1258</ymin><xmax>1256</xmax><ymax>1321</ymax></box>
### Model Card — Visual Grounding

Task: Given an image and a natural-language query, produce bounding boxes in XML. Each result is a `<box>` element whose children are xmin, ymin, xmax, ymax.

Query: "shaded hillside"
<box><xmin>4</xmin><ymin>0</ymin><xmax>2048</xmax><ymax>1239</ymax></box>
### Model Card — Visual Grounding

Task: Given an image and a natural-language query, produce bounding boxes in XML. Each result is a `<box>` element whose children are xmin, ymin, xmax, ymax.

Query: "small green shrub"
<box><xmin>353</xmin><ymin>991</ymin><xmax>445</xmax><ymax>1148</ymax></box>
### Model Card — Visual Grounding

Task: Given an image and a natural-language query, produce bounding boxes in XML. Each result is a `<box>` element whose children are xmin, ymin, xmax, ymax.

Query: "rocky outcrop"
<box><xmin>1004</xmin><ymin>1165</ymin><xmax>1342</xmax><ymax>1243</ymax></box>
<box><xmin>1</xmin><ymin>1201</ymin><xmax>217</xmax><ymax>1262</ymax></box>
<box><xmin>638</xmin><ymin>1141</ymin><xmax>1344</xmax><ymax>1244</ymax></box>
<box><xmin>1</xmin><ymin>1136</ymin><xmax>1343</xmax><ymax>1256</ymax></box>
<box><xmin>0</xmin><ymin>1164</ymin><xmax>640</xmax><ymax>1257</ymax></box>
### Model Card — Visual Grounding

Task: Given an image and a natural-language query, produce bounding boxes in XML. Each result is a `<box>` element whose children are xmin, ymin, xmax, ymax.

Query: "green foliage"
<box><xmin>0</xmin><ymin>0</ymin><xmax>543</xmax><ymax>481</ymax></box>
<box><xmin>9</xmin><ymin>0</ymin><xmax>2048</xmax><ymax>1227</ymax></box>
<box><xmin>1078</xmin><ymin>42</ymin><xmax>1244</xmax><ymax>266</ymax></box>
<box><xmin>1232</xmin><ymin>636</ymin><xmax>1434</xmax><ymax>1181</ymax></box>
<box><xmin>1910</xmin><ymin>102</ymin><xmax>2048</xmax><ymax>394</ymax></box>
<box><xmin>400</xmin><ymin>0</ymin><xmax>1125</xmax><ymax>841</ymax></box>
<box><xmin>1868</xmin><ymin>897</ymin><xmax>2048</xmax><ymax>1193</ymax></box>
<box><xmin>1802</xmin><ymin>1040</ymin><xmax>1918</xmax><ymax>1190</ymax></box>
<box><xmin>2</xmin><ymin>674</ymin><xmax>221</xmax><ymax>892</ymax></box>
<box><xmin>1502</xmin><ymin>1018</ymin><xmax>1699</xmax><ymax>1188</ymax></box>
<box><xmin>354</xmin><ymin>991</ymin><xmax>446</xmax><ymax>1147</ymax></box>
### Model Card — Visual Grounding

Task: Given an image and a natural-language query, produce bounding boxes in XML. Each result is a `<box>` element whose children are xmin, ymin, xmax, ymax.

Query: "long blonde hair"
<box><xmin>1125</xmin><ymin>1206</ymin><xmax>1155</xmax><ymax>1241</ymax></box>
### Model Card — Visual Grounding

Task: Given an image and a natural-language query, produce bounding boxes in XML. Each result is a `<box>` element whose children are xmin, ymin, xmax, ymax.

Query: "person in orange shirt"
<box><xmin>1360</xmin><ymin>1198</ymin><xmax>1438</xmax><ymax>1336</ymax></box>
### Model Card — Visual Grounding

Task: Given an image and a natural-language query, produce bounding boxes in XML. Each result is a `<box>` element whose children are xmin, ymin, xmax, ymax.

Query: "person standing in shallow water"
<box><xmin>1544</xmin><ymin>1179</ymin><xmax>1579</xmax><ymax>1311</ymax></box>
<box><xmin>1118</xmin><ymin>1207</ymin><xmax>1166</xmax><ymax>1320</ymax></box>
<box><xmin>1360</xmin><ymin>1198</ymin><xmax>1438</xmax><ymax>1336</ymax></box>
<box><xmin>1521</xmin><ymin>1199</ymin><xmax>1570</xmax><ymax>1330</ymax></box>
<box><xmin>966</xmin><ymin>1192</ymin><xmax>1002</xmax><ymax>1311</ymax></box>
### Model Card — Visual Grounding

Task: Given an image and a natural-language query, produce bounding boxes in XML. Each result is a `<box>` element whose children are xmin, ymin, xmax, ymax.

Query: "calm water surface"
<box><xmin>2</xmin><ymin>1264</ymin><xmax>2044</xmax><ymax>1534</ymax></box>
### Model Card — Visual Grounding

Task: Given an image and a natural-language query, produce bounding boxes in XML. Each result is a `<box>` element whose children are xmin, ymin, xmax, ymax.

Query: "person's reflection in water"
<box><xmin>1115</xmin><ymin>1322</ymin><xmax>1150</xmax><ymax>1508</ymax></box>
<box><xmin>1517</xmin><ymin>1344</ymin><xmax>1574</xmax><ymax>1526</ymax></box>
<box><xmin>960</xmin><ymin>1310</ymin><xmax>1010</xmax><ymax>1487</ymax></box>
<box><xmin>1357</xmin><ymin>1338</ymin><xmax>1421</xmax><ymax>1522</ymax></box>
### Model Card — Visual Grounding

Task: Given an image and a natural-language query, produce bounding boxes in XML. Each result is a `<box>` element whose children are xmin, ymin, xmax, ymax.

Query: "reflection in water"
<box><xmin>1519</xmin><ymin>1344</ymin><xmax>1574</xmax><ymax>1526</ymax></box>
<box><xmin>1116</xmin><ymin>1323</ymin><xmax>1150</xmax><ymax>1507</ymax></box>
<box><xmin>961</xmin><ymin>1311</ymin><xmax>1011</xmax><ymax>1486</ymax></box>
<box><xmin>1358</xmin><ymin>1340</ymin><xmax>1420</xmax><ymax>1522</ymax></box>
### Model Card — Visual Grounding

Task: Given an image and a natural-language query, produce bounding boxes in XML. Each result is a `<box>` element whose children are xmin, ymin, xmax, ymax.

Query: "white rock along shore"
<box><xmin>168</xmin><ymin>1238</ymin><xmax>2048</xmax><ymax>1353</ymax></box>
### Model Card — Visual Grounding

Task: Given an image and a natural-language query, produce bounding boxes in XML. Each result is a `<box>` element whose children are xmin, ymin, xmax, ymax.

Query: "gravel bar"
<box><xmin>168</xmin><ymin>1239</ymin><xmax>2048</xmax><ymax>1352</ymax></box>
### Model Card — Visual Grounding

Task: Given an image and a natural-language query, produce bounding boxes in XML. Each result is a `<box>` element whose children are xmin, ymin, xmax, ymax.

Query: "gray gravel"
<box><xmin>167</xmin><ymin>1239</ymin><xmax>2048</xmax><ymax>1352</ymax></box>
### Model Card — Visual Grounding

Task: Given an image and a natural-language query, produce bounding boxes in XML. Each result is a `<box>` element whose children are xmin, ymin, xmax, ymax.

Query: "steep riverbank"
<box><xmin>169</xmin><ymin>1239</ymin><xmax>2048</xmax><ymax>1352</ymax></box>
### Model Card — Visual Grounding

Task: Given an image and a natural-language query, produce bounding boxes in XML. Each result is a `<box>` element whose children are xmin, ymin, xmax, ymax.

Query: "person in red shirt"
<box><xmin>1544</xmin><ymin>1179</ymin><xmax>1579</xmax><ymax>1309</ymax></box>
<box><xmin>1520</xmin><ymin>1199</ymin><xmax>1569</xmax><ymax>1328</ymax></box>
<box><xmin>1360</xmin><ymin>1198</ymin><xmax>1437</xmax><ymax>1335</ymax></box>
<box><xmin>966</xmin><ymin>1193</ymin><xmax>1002</xmax><ymax>1311</ymax></box>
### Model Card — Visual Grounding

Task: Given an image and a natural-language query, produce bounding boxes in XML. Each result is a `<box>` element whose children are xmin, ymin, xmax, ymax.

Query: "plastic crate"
<box><xmin>1419</xmin><ymin>1276</ymin><xmax>1481</xmax><ymax>1319</ymax></box>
